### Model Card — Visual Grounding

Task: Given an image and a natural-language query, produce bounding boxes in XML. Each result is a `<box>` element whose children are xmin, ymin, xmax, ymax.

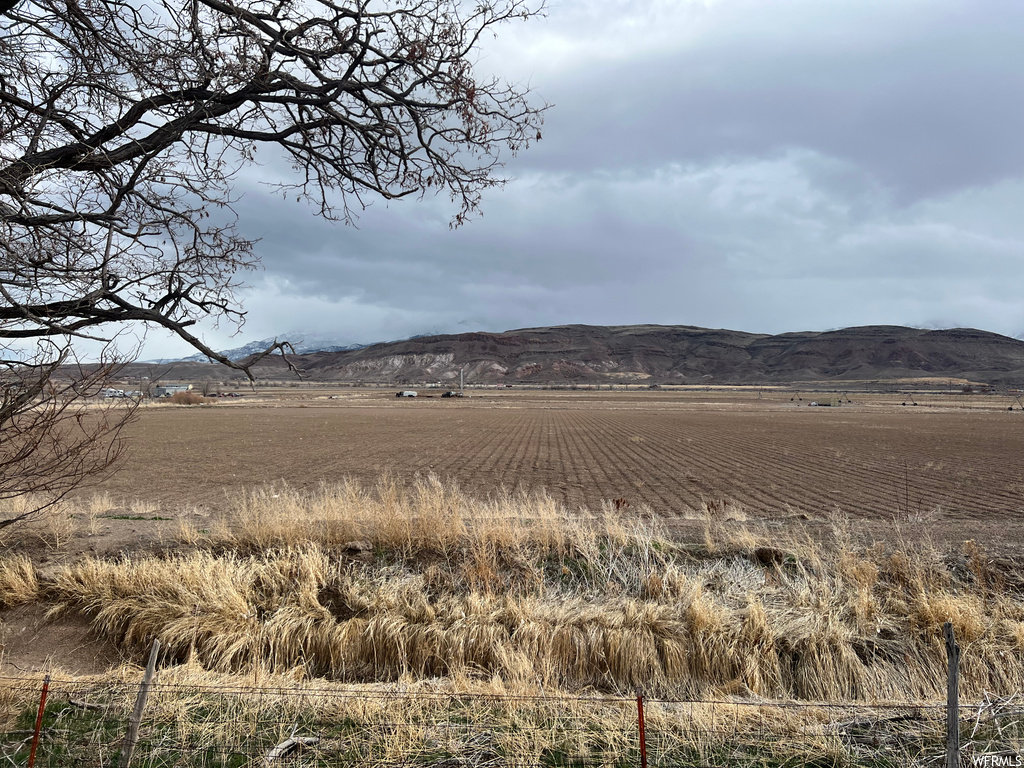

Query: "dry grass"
<box><xmin>0</xmin><ymin>662</ymin><xmax>887</xmax><ymax>768</ymax></box>
<box><xmin>198</xmin><ymin>474</ymin><xmax>628</xmax><ymax>560</ymax></box>
<box><xmin>167</xmin><ymin>391</ymin><xmax>210</xmax><ymax>405</ymax></box>
<box><xmin>0</xmin><ymin>497</ymin><xmax>77</xmax><ymax>549</ymax></box>
<box><xmin>83</xmin><ymin>492</ymin><xmax>115</xmax><ymax>534</ymax></box>
<box><xmin>4</xmin><ymin>474</ymin><xmax>1018</xmax><ymax>768</ymax></box>
<box><xmin>0</xmin><ymin>478</ymin><xmax>1011</xmax><ymax>703</ymax></box>
<box><xmin>0</xmin><ymin>554</ymin><xmax>39</xmax><ymax>607</ymax></box>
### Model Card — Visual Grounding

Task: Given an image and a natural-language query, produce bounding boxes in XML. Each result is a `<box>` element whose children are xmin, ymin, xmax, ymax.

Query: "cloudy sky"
<box><xmin>151</xmin><ymin>0</ymin><xmax>1024</xmax><ymax>357</ymax></box>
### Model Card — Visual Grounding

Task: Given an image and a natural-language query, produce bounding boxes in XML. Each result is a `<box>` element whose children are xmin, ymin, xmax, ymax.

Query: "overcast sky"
<box><xmin>148</xmin><ymin>0</ymin><xmax>1024</xmax><ymax>357</ymax></box>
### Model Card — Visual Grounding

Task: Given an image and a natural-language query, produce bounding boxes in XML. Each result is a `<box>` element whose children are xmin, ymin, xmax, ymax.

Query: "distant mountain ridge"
<box><xmin>237</xmin><ymin>324</ymin><xmax>1024</xmax><ymax>385</ymax></box>
<box><xmin>149</xmin><ymin>333</ymin><xmax>369</xmax><ymax>363</ymax></box>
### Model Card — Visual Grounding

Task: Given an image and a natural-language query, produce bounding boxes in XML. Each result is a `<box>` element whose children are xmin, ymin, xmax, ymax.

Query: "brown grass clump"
<box><xmin>911</xmin><ymin>593</ymin><xmax>987</xmax><ymax>643</ymax></box>
<box><xmin>0</xmin><ymin>554</ymin><xmax>39</xmax><ymax>607</ymax></box>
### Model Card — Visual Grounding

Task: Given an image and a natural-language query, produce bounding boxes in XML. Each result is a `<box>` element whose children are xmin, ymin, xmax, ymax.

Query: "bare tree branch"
<box><xmin>0</xmin><ymin>0</ymin><xmax>545</xmax><ymax>524</ymax></box>
<box><xmin>0</xmin><ymin>345</ymin><xmax>135</xmax><ymax>526</ymax></box>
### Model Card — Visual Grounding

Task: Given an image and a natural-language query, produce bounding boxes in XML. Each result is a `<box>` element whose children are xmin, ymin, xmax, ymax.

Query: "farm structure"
<box><xmin>152</xmin><ymin>384</ymin><xmax>193</xmax><ymax>397</ymax></box>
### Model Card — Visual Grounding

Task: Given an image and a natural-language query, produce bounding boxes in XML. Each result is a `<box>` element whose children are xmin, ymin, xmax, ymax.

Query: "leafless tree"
<box><xmin>0</xmin><ymin>345</ymin><xmax>138</xmax><ymax>527</ymax></box>
<box><xmin>0</xmin><ymin>0</ymin><xmax>545</xmax><ymax>523</ymax></box>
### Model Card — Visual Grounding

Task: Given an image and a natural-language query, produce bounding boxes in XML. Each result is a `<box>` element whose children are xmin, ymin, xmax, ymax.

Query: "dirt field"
<box><xmin>88</xmin><ymin>388</ymin><xmax>1024</xmax><ymax>541</ymax></box>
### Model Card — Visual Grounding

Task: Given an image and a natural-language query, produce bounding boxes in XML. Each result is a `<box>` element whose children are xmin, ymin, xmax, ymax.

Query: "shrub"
<box><xmin>168</xmin><ymin>391</ymin><xmax>208</xmax><ymax>405</ymax></box>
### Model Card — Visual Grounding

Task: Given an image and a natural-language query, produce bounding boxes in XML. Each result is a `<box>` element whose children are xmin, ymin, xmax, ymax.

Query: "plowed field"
<box><xmin>96</xmin><ymin>390</ymin><xmax>1024</xmax><ymax>526</ymax></box>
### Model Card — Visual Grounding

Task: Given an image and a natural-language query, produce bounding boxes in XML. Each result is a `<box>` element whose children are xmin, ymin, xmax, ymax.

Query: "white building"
<box><xmin>153</xmin><ymin>384</ymin><xmax>193</xmax><ymax>397</ymax></box>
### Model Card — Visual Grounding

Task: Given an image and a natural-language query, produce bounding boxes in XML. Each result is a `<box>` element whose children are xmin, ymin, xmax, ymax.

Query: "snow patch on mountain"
<box><xmin>167</xmin><ymin>333</ymin><xmax>368</xmax><ymax>363</ymax></box>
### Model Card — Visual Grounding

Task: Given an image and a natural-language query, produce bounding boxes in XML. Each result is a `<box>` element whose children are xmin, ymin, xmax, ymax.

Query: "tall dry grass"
<box><xmin>0</xmin><ymin>554</ymin><xmax>39</xmax><ymax>607</ymax></box>
<box><xmin>0</xmin><ymin>496</ymin><xmax>77</xmax><ymax>549</ymax></box>
<box><xmin>6</xmin><ymin>477</ymin><xmax>1024</xmax><ymax>702</ymax></box>
<box><xmin>198</xmin><ymin>474</ymin><xmax>624</xmax><ymax>559</ymax></box>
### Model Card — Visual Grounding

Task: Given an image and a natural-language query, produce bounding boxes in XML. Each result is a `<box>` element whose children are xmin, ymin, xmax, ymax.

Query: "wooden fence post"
<box><xmin>945</xmin><ymin>622</ymin><xmax>960</xmax><ymax>768</ymax></box>
<box><xmin>26</xmin><ymin>674</ymin><xmax>50</xmax><ymax>768</ymax></box>
<box><xmin>118</xmin><ymin>639</ymin><xmax>160</xmax><ymax>768</ymax></box>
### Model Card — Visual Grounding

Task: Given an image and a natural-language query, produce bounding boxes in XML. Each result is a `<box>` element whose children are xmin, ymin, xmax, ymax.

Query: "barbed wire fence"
<box><xmin>2</xmin><ymin>626</ymin><xmax>1022</xmax><ymax>768</ymax></box>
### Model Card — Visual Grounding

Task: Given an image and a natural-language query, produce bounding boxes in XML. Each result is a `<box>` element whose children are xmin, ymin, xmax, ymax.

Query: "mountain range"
<box><xmin>220</xmin><ymin>324</ymin><xmax>1024</xmax><ymax>386</ymax></box>
<box><xmin>143</xmin><ymin>333</ymin><xmax>368</xmax><ymax>364</ymax></box>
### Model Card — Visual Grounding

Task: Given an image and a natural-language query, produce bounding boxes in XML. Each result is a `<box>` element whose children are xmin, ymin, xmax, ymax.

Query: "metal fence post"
<box><xmin>27</xmin><ymin>674</ymin><xmax>50</xmax><ymax>768</ymax></box>
<box><xmin>636</xmin><ymin>688</ymin><xmax>648</xmax><ymax>768</ymax></box>
<box><xmin>945</xmin><ymin>622</ymin><xmax>961</xmax><ymax>768</ymax></box>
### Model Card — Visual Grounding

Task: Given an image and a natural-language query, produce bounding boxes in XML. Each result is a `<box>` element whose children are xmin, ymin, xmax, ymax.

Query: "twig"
<box><xmin>68</xmin><ymin>699</ymin><xmax>110</xmax><ymax>711</ymax></box>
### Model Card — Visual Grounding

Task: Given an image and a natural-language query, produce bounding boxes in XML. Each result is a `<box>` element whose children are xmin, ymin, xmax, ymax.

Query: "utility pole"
<box><xmin>460</xmin><ymin>367</ymin><xmax>464</xmax><ymax>393</ymax></box>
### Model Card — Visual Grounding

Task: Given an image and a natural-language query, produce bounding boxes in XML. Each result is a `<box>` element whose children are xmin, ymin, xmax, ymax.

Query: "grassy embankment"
<box><xmin>2</xmin><ymin>476</ymin><xmax>1022</xmax><ymax>699</ymax></box>
<box><xmin>2</xmin><ymin>477</ymin><xmax>1023</xmax><ymax>766</ymax></box>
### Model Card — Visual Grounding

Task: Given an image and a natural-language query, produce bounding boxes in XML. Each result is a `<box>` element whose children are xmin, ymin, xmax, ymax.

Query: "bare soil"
<box><xmin>93</xmin><ymin>388</ymin><xmax>1023</xmax><ymax>526</ymax></box>
<box><xmin>0</xmin><ymin>603</ymin><xmax>123</xmax><ymax>676</ymax></box>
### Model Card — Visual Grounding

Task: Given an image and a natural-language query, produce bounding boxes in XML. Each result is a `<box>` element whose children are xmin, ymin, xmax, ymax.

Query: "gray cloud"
<box><xmin>146</xmin><ymin>0</ymin><xmax>1024</xmax><ymax>357</ymax></box>
<box><xmin>519</xmin><ymin>0</ymin><xmax>1024</xmax><ymax>199</ymax></box>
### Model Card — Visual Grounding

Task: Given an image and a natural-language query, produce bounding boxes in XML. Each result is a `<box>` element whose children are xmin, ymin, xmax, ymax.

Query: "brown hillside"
<box><xmin>233</xmin><ymin>324</ymin><xmax>1024</xmax><ymax>385</ymax></box>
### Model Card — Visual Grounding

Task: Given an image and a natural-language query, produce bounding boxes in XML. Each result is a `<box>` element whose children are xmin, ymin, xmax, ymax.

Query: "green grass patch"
<box><xmin>100</xmin><ymin>514</ymin><xmax>172</xmax><ymax>521</ymax></box>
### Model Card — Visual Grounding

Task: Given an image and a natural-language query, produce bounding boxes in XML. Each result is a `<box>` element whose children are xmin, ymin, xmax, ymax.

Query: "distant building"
<box><xmin>153</xmin><ymin>384</ymin><xmax>193</xmax><ymax>397</ymax></box>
